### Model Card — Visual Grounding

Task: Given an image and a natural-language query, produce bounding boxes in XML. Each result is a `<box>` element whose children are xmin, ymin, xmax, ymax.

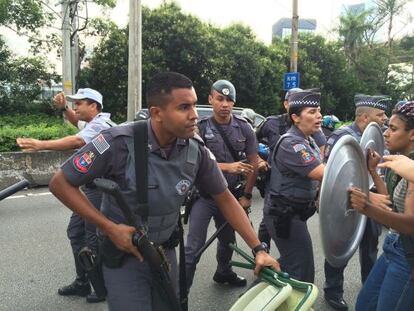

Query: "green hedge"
<box><xmin>0</xmin><ymin>114</ymin><xmax>78</xmax><ymax>152</ymax></box>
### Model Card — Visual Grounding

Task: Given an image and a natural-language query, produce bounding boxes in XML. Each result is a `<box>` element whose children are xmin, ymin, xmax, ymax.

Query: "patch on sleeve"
<box><xmin>92</xmin><ymin>134</ymin><xmax>110</xmax><ymax>154</ymax></box>
<box><xmin>73</xmin><ymin>151</ymin><xmax>96</xmax><ymax>173</ymax></box>
<box><xmin>327</xmin><ymin>137</ymin><xmax>335</xmax><ymax>145</ymax></box>
<box><xmin>300</xmin><ymin>149</ymin><xmax>315</xmax><ymax>164</ymax></box>
<box><xmin>292</xmin><ymin>143</ymin><xmax>306</xmax><ymax>152</ymax></box>
<box><xmin>91</xmin><ymin>125</ymin><xmax>101</xmax><ymax>132</ymax></box>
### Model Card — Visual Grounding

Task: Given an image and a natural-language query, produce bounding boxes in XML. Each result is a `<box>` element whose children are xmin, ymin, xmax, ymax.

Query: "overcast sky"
<box><xmin>108</xmin><ymin>0</ymin><xmax>354</xmax><ymax>43</ymax></box>
<box><xmin>2</xmin><ymin>0</ymin><xmax>413</xmax><ymax>66</ymax></box>
<box><xmin>107</xmin><ymin>0</ymin><xmax>413</xmax><ymax>43</ymax></box>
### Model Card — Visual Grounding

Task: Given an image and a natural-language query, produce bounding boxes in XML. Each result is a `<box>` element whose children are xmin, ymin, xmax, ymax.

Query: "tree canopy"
<box><xmin>1</xmin><ymin>1</ymin><xmax>413</xmax><ymax>120</ymax></box>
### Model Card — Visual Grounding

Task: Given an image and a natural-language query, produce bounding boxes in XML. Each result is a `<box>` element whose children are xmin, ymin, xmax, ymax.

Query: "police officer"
<box><xmin>257</xmin><ymin>88</ymin><xmax>327</xmax><ymax>152</ymax></box>
<box><xmin>256</xmin><ymin>88</ymin><xmax>326</xmax><ymax>248</ymax></box>
<box><xmin>48</xmin><ymin>72</ymin><xmax>280</xmax><ymax>311</ymax></box>
<box><xmin>263</xmin><ymin>89</ymin><xmax>324</xmax><ymax>283</ymax></box>
<box><xmin>17</xmin><ymin>88</ymin><xmax>115</xmax><ymax>303</ymax></box>
<box><xmin>323</xmin><ymin>94</ymin><xmax>389</xmax><ymax>310</ymax></box>
<box><xmin>185</xmin><ymin>80</ymin><xmax>259</xmax><ymax>291</ymax></box>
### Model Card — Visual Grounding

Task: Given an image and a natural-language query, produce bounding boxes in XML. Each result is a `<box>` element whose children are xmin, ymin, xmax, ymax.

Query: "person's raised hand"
<box><xmin>379</xmin><ymin>155</ymin><xmax>414</xmax><ymax>182</ymax></box>
<box><xmin>367</xmin><ymin>148</ymin><xmax>381</xmax><ymax>173</ymax></box>
<box><xmin>53</xmin><ymin>92</ymin><xmax>66</xmax><ymax>109</ymax></box>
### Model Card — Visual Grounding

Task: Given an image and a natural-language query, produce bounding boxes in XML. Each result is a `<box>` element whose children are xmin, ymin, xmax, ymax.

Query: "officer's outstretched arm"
<box><xmin>49</xmin><ymin>170</ymin><xmax>143</xmax><ymax>261</ymax></box>
<box><xmin>307</xmin><ymin>163</ymin><xmax>325</xmax><ymax>181</ymax></box>
<box><xmin>16</xmin><ymin>135</ymin><xmax>85</xmax><ymax>152</ymax></box>
<box><xmin>212</xmin><ymin>189</ymin><xmax>280</xmax><ymax>274</ymax></box>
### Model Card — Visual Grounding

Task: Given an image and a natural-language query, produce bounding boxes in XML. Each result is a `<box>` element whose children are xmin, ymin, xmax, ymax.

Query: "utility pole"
<box><xmin>290</xmin><ymin>0</ymin><xmax>298</xmax><ymax>72</ymax></box>
<box><xmin>127</xmin><ymin>0</ymin><xmax>142</xmax><ymax>122</ymax></box>
<box><xmin>62</xmin><ymin>0</ymin><xmax>73</xmax><ymax>95</ymax></box>
<box><xmin>70</xmin><ymin>3</ymin><xmax>80</xmax><ymax>92</ymax></box>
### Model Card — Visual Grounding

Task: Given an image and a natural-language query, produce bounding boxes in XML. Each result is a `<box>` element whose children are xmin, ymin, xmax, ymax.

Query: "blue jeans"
<box><xmin>356</xmin><ymin>232</ymin><xmax>414</xmax><ymax>311</ymax></box>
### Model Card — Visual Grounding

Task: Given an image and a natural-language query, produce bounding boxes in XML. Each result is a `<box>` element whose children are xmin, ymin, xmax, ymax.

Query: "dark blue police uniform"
<box><xmin>263</xmin><ymin>125</ymin><xmax>322</xmax><ymax>282</ymax></box>
<box><xmin>257</xmin><ymin>113</ymin><xmax>326</xmax><ymax>151</ymax></box>
<box><xmin>61</xmin><ymin>120</ymin><xmax>228</xmax><ymax>311</ymax></box>
<box><xmin>185</xmin><ymin>113</ymin><xmax>258</xmax><ymax>290</ymax></box>
<box><xmin>256</xmin><ymin>113</ymin><xmax>326</xmax><ymax>248</ymax></box>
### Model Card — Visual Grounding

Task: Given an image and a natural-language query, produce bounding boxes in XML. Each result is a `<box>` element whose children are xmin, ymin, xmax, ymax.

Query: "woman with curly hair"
<box><xmin>350</xmin><ymin>100</ymin><xmax>414</xmax><ymax>311</ymax></box>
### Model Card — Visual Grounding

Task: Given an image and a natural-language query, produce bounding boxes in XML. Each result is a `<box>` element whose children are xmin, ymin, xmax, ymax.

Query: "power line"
<box><xmin>39</xmin><ymin>0</ymin><xmax>61</xmax><ymax>18</ymax></box>
<box><xmin>3</xmin><ymin>25</ymin><xmax>59</xmax><ymax>44</ymax></box>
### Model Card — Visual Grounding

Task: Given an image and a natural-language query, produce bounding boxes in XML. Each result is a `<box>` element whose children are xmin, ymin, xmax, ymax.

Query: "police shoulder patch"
<box><xmin>300</xmin><ymin>149</ymin><xmax>315</xmax><ymax>164</ymax></box>
<box><xmin>292</xmin><ymin>143</ymin><xmax>306</xmax><ymax>152</ymax></box>
<box><xmin>92</xmin><ymin>134</ymin><xmax>110</xmax><ymax>154</ymax></box>
<box><xmin>327</xmin><ymin>137</ymin><xmax>335</xmax><ymax>145</ymax></box>
<box><xmin>91</xmin><ymin>124</ymin><xmax>101</xmax><ymax>132</ymax></box>
<box><xmin>73</xmin><ymin>150</ymin><xmax>96</xmax><ymax>173</ymax></box>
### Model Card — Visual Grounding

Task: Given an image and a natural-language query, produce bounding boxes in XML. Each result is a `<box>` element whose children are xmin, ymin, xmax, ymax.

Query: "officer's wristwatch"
<box><xmin>252</xmin><ymin>242</ymin><xmax>269</xmax><ymax>257</ymax></box>
<box><xmin>242</xmin><ymin>192</ymin><xmax>252</xmax><ymax>200</ymax></box>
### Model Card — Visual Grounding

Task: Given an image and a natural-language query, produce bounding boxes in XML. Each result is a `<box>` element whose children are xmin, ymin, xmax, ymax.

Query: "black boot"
<box><xmin>58</xmin><ymin>277</ymin><xmax>91</xmax><ymax>297</ymax></box>
<box><xmin>58</xmin><ymin>253</ymin><xmax>91</xmax><ymax>297</ymax></box>
<box><xmin>86</xmin><ymin>291</ymin><xmax>106</xmax><ymax>303</ymax></box>
<box><xmin>213</xmin><ymin>271</ymin><xmax>247</xmax><ymax>287</ymax></box>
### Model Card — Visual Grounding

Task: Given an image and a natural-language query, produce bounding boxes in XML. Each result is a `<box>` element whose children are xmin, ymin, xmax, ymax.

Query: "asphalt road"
<box><xmin>0</xmin><ymin>187</ymin><xmax>384</xmax><ymax>311</ymax></box>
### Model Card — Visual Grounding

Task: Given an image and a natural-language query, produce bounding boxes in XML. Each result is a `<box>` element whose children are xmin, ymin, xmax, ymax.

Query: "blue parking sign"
<box><xmin>283</xmin><ymin>72</ymin><xmax>300</xmax><ymax>90</ymax></box>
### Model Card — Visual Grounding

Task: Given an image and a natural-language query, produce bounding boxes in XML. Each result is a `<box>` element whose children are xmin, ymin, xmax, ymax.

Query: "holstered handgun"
<box><xmin>78</xmin><ymin>246</ymin><xmax>107</xmax><ymax>298</ymax></box>
<box><xmin>269</xmin><ymin>195</ymin><xmax>316</xmax><ymax>239</ymax></box>
<box><xmin>182</xmin><ymin>187</ymin><xmax>199</xmax><ymax>225</ymax></box>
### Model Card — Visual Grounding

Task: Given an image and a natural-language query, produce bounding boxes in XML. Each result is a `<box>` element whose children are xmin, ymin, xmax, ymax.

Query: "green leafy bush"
<box><xmin>0</xmin><ymin>113</ymin><xmax>64</xmax><ymax>127</ymax></box>
<box><xmin>0</xmin><ymin>114</ymin><xmax>78</xmax><ymax>152</ymax></box>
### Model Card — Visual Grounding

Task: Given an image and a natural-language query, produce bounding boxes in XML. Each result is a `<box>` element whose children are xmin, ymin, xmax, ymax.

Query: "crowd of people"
<box><xmin>16</xmin><ymin>72</ymin><xmax>414</xmax><ymax>311</ymax></box>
